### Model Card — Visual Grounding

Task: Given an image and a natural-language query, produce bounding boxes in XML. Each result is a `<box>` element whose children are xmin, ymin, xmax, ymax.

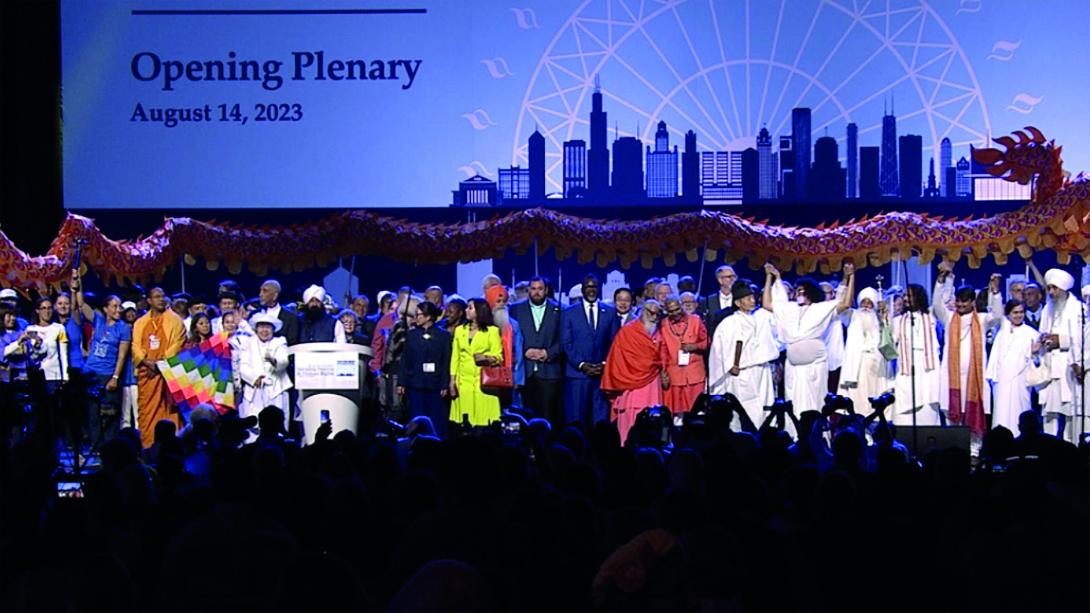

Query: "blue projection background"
<box><xmin>61</xmin><ymin>0</ymin><xmax>1089</xmax><ymax>209</ymax></box>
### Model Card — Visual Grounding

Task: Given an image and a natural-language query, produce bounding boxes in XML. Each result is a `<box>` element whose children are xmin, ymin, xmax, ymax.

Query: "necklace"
<box><xmin>667</xmin><ymin>316</ymin><xmax>689</xmax><ymax>338</ymax></box>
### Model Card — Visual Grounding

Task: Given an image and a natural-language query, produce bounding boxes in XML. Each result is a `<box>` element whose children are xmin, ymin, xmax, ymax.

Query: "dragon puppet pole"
<box><xmin>695</xmin><ymin>238</ymin><xmax>709</xmax><ymax>298</ymax></box>
<box><xmin>903</xmin><ymin>256</ymin><xmax>919</xmax><ymax>461</ymax></box>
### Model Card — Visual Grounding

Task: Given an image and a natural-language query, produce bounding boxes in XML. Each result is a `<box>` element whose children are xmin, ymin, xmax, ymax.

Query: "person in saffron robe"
<box><xmin>708</xmin><ymin>281</ymin><xmax>781</xmax><ymax>431</ymax></box>
<box><xmin>986</xmin><ymin>300</ymin><xmax>1042</xmax><ymax>433</ymax></box>
<box><xmin>486</xmin><ymin>284</ymin><xmax>525</xmax><ymax>404</ymax></box>
<box><xmin>932</xmin><ymin>262</ymin><xmax>1002</xmax><ymax>453</ymax></box>
<box><xmin>601</xmin><ymin>301</ymin><xmax>665</xmax><ymax>445</ymax></box>
<box><xmin>131</xmin><ymin>287</ymin><xmax>186</xmax><ymax>448</ymax></box>
<box><xmin>658</xmin><ymin>295</ymin><xmax>708</xmax><ymax>419</ymax></box>
<box><xmin>763</xmin><ymin>262</ymin><xmax>854</xmax><ymax>433</ymax></box>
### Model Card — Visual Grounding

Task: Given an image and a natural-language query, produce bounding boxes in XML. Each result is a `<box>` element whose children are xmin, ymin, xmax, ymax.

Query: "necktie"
<box><xmin>588</xmin><ymin>303</ymin><xmax>596</xmax><ymax>330</ymax></box>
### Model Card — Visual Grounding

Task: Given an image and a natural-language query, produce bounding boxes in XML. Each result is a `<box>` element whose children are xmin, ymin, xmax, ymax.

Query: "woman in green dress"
<box><xmin>449</xmin><ymin>298</ymin><xmax>503</xmax><ymax>427</ymax></box>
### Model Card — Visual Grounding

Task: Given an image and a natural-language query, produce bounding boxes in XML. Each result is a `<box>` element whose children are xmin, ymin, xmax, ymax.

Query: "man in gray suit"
<box><xmin>701</xmin><ymin>265</ymin><xmax>738</xmax><ymax>337</ymax></box>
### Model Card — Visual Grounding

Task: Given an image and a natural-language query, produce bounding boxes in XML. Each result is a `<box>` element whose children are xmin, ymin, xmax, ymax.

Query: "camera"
<box><xmin>821</xmin><ymin>393</ymin><xmax>854</xmax><ymax>417</ymax></box>
<box><xmin>764</xmin><ymin>398</ymin><xmax>794</xmax><ymax>415</ymax></box>
<box><xmin>868</xmin><ymin>392</ymin><xmax>895</xmax><ymax>411</ymax></box>
<box><xmin>56</xmin><ymin>481</ymin><xmax>83</xmax><ymax>499</ymax></box>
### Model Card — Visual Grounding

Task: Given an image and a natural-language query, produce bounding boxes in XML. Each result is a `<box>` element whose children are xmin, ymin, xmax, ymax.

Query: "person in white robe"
<box><xmin>839</xmin><ymin>287</ymin><xmax>893</xmax><ymax>414</ymax></box>
<box><xmin>1038</xmin><ymin>268</ymin><xmax>1084</xmax><ymax>444</ymax></box>
<box><xmin>1076</xmin><ymin>285</ymin><xmax>1090</xmax><ymax>444</ymax></box>
<box><xmin>763</xmin><ymin>262</ymin><xmax>854</xmax><ymax>432</ymax></box>
<box><xmin>708</xmin><ymin>281</ymin><xmax>782</xmax><ymax>431</ymax></box>
<box><xmin>932</xmin><ymin>264</ymin><xmax>1003</xmax><ymax>453</ymax></box>
<box><xmin>889</xmin><ymin>283</ymin><xmax>943</xmax><ymax>426</ymax></box>
<box><xmin>239</xmin><ymin>312</ymin><xmax>292</xmax><ymax>435</ymax></box>
<box><xmin>986</xmin><ymin>300</ymin><xmax>1041</xmax><ymax>433</ymax></box>
<box><xmin>820</xmin><ymin>281</ymin><xmax>846</xmax><ymax>392</ymax></box>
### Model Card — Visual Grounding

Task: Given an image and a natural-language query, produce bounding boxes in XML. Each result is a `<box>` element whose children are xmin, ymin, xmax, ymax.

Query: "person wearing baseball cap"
<box><xmin>0</xmin><ymin>288</ymin><xmax>28</xmax><ymax>330</ymax></box>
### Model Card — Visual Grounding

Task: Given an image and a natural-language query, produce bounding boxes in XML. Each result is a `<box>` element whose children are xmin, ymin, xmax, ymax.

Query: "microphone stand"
<box><xmin>903</xmin><ymin>260</ymin><xmax>919</xmax><ymax>461</ymax></box>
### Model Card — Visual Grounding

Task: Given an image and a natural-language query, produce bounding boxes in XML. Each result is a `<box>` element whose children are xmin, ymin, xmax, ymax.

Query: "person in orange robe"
<box><xmin>131</xmin><ymin>287</ymin><xmax>186</xmax><ymax>447</ymax></box>
<box><xmin>658</xmin><ymin>295</ymin><xmax>708</xmax><ymax>417</ymax></box>
<box><xmin>601</xmin><ymin>301</ymin><xmax>665</xmax><ymax>445</ymax></box>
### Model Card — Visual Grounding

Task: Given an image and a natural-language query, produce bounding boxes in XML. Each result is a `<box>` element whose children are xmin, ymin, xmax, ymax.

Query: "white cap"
<box><xmin>249</xmin><ymin>311</ymin><xmax>283</xmax><ymax>332</ymax></box>
<box><xmin>0</xmin><ymin>288</ymin><xmax>17</xmax><ymax>300</ymax></box>
<box><xmin>121</xmin><ymin>301</ymin><xmax>137</xmax><ymax>311</ymax></box>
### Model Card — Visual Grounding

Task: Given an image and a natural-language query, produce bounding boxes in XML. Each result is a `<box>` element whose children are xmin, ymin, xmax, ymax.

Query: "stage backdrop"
<box><xmin>62</xmin><ymin>0</ymin><xmax>1089</xmax><ymax>210</ymax></box>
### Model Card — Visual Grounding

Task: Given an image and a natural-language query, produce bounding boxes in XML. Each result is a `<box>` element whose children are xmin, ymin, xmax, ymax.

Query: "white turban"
<box><xmin>302</xmin><ymin>284</ymin><xmax>327</xmax><ymax>304</ymax></box>
<box><xmin>1044</xmin><ymin>269</ymin><xmax>1074</xmax><ymax>292</ymax></box>
<box><xmin>857</xmin><ymin>287</ymin><xmax>880</xmax><ymax>308</ymax></box>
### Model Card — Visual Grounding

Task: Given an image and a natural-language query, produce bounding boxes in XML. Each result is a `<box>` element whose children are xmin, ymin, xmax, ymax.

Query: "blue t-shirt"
<box><xmin>64</xmin><ymin>317</ymin><xmax>84</xmax><ymax>370</ymax></box>
<box><xmin>85</xmin><ymin>312</ymin><xmax>132</xmax><ymax>377</ymax></box>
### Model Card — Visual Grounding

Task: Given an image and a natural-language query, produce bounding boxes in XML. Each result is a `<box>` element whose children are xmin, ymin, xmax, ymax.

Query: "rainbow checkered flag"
<box><xmin>158</xmin><ymin>333</ymin><xmax>236</xmax><ymax>415</ymax></box>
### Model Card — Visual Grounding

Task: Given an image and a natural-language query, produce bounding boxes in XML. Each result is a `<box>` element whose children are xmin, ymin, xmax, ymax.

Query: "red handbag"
<box><xmin>480</xmin><ymin>365</ymin><xmax>514</xmax><ymax>392</ymax></box>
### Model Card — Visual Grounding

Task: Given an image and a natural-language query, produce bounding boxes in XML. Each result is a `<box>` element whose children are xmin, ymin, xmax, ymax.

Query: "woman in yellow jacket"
<box><xmin>449</xmin><ymin>297</ymin><xmax>503</xmax><ymax>427</ymax></box>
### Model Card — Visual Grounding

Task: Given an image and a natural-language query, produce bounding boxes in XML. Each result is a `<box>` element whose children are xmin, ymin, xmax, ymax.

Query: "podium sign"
<box><xmin>294</xmin><ymin>350</ymin><xmax>360</xmax><ymax>390</ymax></box>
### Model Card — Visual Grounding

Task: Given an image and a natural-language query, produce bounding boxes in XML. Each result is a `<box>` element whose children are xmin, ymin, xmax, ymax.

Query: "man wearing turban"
<box><xmin>839</xmin><ymin>286</ymin><xmax>894</xmax><ymax>416</ymax></box>
<box><xmin>1039</xmin><ymin>268</ymin><xmax>1084</xmax><ymax>443</ymax></box>
<box><xmin>485</xmin><ymin>284</ymin><xmax>525</xmax><ymax>402</ymax></box>
<box><xmin>299</xmin><ymin>285</ymin><xmax>347</xmax><ymax>344</ymax></box>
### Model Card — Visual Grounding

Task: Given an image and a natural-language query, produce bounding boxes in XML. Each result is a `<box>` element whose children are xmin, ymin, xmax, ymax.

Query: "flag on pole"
<box><xmin>158</xmin><ymin>333</ymin><xmax>235</xmax><ymax>415</ymax></box>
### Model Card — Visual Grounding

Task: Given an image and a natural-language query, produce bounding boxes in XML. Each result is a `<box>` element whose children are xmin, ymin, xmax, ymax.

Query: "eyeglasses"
<box><xmin>37</xmin><ymin>306</ymin><xmax>53</xmax><ymax>311</ymax></box>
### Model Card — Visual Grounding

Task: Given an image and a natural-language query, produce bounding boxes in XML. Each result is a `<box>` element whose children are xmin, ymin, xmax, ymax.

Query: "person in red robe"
<box><xmin>601</xmin><ymin>301</ymin><xmax>665</xmax><ymax>445</ymax></box>
<box><xmin>658</xmin><ymin>295</ymin><xmax>708</xmax><ymax>417</ymax></box>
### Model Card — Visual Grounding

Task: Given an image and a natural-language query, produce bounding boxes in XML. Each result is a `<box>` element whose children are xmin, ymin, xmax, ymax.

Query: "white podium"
<box><xmin>288</xmin><ymin>342</ymin><xmax>373</xmax><ymax>445</ymax></box>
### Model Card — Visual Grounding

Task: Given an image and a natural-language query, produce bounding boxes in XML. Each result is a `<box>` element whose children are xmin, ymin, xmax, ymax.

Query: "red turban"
<box><xmin>485</xmin><ymin>285</ymin><xmax>508</xmax><ymax>309</ymax></box>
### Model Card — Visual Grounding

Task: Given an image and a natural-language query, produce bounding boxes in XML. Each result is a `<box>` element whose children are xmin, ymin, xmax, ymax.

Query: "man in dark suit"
<box><xmin>613</xmin><ymin>287</ymin><xmax>638</xmax><ymax>327</ymax></box>
<box><xmin>259</xmin><ymin>279</ymin><xmax>300</xmax><ymax>345</ymax></box>
<box><xmin>510</xmin><ymin>276</ymin><xmax>564</xmax><ymax>424</ymax></box>
<box><xmin>701</xmin><ymin>265</ymin><xmax>738</xmax><ymax>338</ymax></box>
<box><xmin>561</xmin><ymin>274</ymin><xmax>619</xmax><ymax>430</ymax></box>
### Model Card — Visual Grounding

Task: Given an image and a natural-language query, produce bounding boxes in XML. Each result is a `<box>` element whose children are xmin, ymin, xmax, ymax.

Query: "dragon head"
<box><xmin>972</xmin><ymin>127</ymin><xmax>1065</xmax><ymax>202</ymax></box>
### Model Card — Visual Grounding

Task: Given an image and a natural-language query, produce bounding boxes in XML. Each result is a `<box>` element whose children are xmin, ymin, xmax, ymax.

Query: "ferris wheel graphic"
<box><xmin>512</xmin><ymin>0</ymin><xmax>991</xmax><ymax>194</ymax></box>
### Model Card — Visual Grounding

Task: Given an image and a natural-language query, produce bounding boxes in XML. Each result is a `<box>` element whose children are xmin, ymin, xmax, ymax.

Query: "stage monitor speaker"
<box><xmin>894</xmin><ymin>426</ymin><xmax>970</xmax><ymax>456</ymax></box>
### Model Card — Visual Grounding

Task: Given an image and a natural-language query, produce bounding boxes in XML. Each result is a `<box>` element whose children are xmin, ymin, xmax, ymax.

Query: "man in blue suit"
<box><xmin>510</xmin><ymin>276</ymin><xmax>564</xmax><ymax>424</ymax></box>
<box><xmin>561</xmin><ymin>274</ymin><xmax>618</xmax><ymax>430</ymax></box>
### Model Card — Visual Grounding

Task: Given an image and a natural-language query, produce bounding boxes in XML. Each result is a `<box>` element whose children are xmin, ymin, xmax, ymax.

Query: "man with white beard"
<box><xmin>763</xmin><ymin>262</ymin><xmax>854</xmax><ymax>427</ymax></box>
<box><xmin>839</xmin><ymin>287</ymin><xmax>893</xmax><ymax>414</ymax></box>
<box><xmin>708</xmin><ymin>281</ymin><xmax>782</xmax><ymax>431</ymax></box>
<box><xmin>1038</xmin><ymin>268</ymin><xmax>1083</xmax><ymax>443</ymax></box>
